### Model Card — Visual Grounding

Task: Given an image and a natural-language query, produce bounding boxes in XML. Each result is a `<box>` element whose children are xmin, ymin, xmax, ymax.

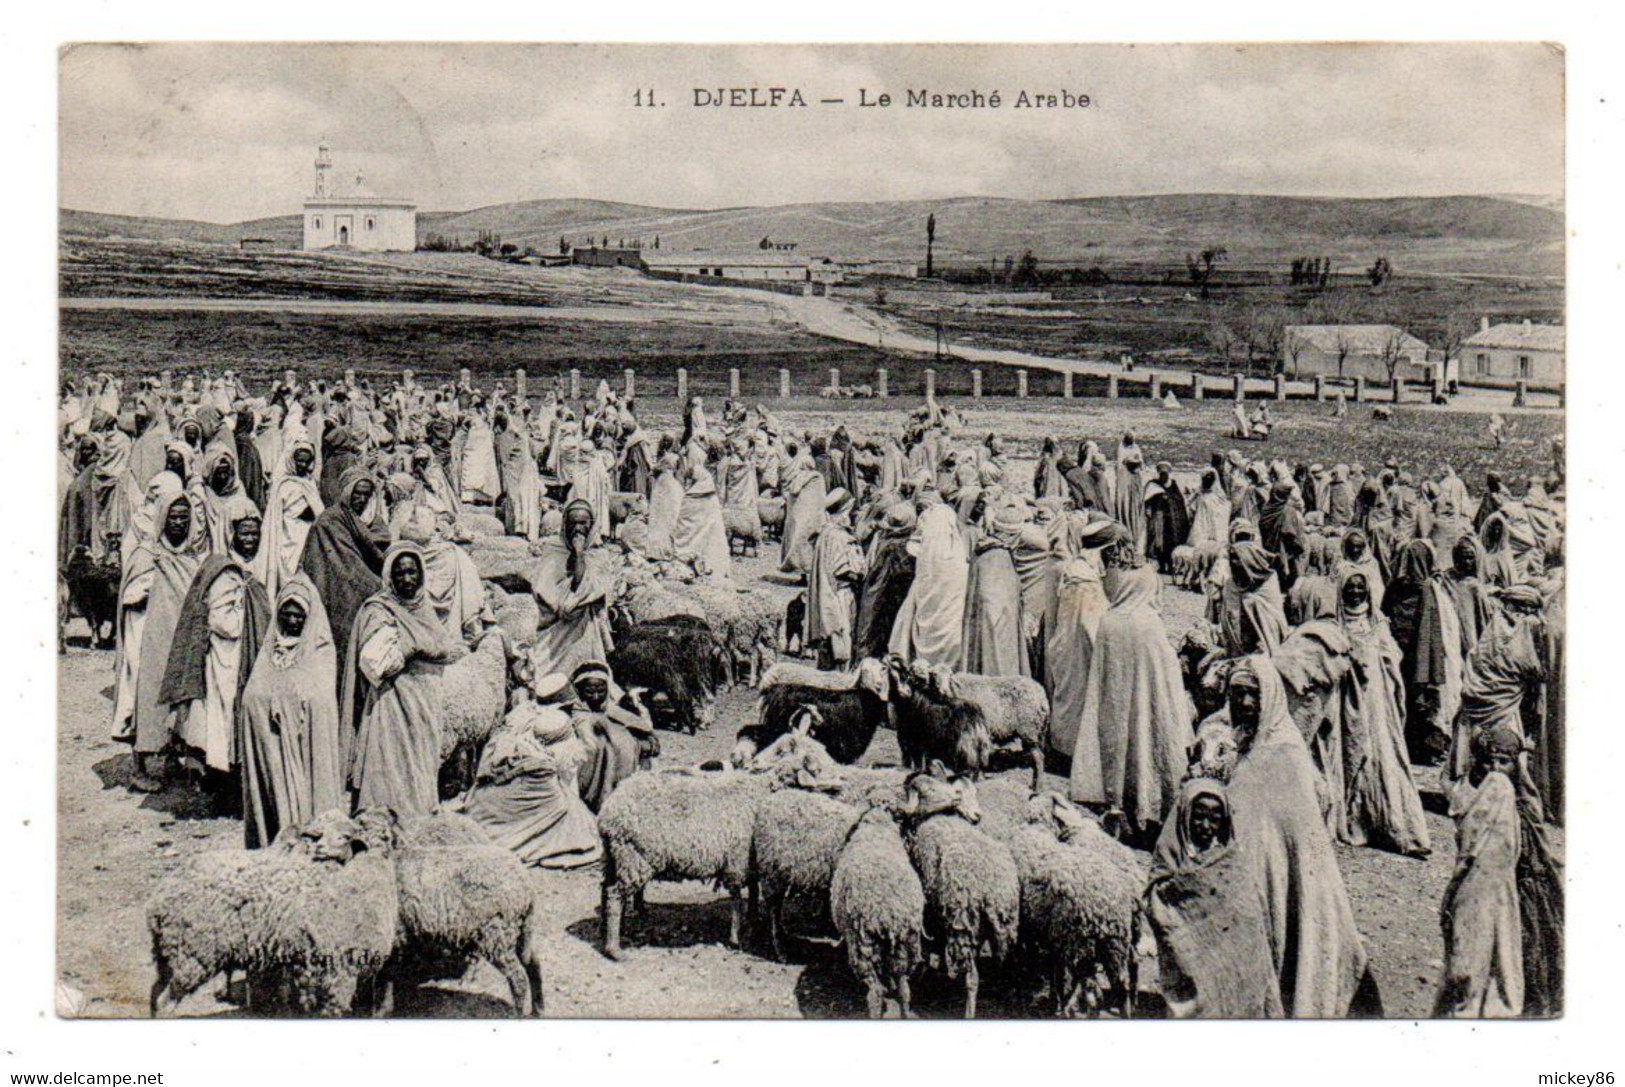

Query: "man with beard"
<box><xmin>297</xmin><ymin>469</ymin><xmax>390</xmax><ymax>689</ymax></box>
<box><xmin>1144</xmin><ymin>461</ymin><xmax>1192</xmax><ymax>573</ymax></box>
<box><xmin>531</xmin><ymin>500</ymin><xmax>613</xmax><ymax>682</ymax></box>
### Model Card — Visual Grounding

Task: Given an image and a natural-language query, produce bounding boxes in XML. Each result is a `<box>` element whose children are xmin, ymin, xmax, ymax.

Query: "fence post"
<box><xmin>284</xmin><ymin>369</ymin><xmax>298</xmax><ymax>390</ymax></box>
<box><xmin>1514</xmin><ymin>380</ymin><xmax>1528</xmax><ymax>408</ymax></box>
<box><xmin>1353</xmin><ymin>376</ymin><xmax>1365</xmax><ymax>403</ymax></box>
<box><xmin>344</xmin><ymin>369</ymin><xmax>356</xmax><ymax>387</ymax></box>
<box><xmin>829</xmin><ymin>368</ymin><xmax>840</xmax><ymax>393</ymax></box>
<box><xmin>971</xmin><ymin>369</ymin><xmax>983</xmax><ymax>398</ymax></box>
<box><xmin>1275</xmin><ymin>374</ymin><xmax>1287</xmax><ymax>401</ymax></box>
<box><xmin>459</xmin><ymin>368</ymin><xmax>472</xmax><ymax>390</ymax></box>
<box><xmin>1062</xmin><ymin>371</ymin><xmax>1074</xmax><ymax>399</ymax></box>
<box><xmin>624</xmin><ymin>368</ymin><xmax>635</xmax><ymax>400</ymax></box>
<box><xmin>1149</xmin><ymin>372</ymin><xmax>1161</xmax><ymax>401</ymax></box>
<box><xmin>1391</xmin><ymin>376</ymin><xmax>1404</xmax><ymax>404</ymax></box>
<box><xmin>1314</xmin><ymin>375</ymin><xmax>1325</xmax><ymax>401</ymax></box>
<box><xmin>677</xmin><ymin>368</ymin><xmax>688</xmax><ymax>403</ymax></box>
<box><xmin>1233</xmin><ymin>373</ymin><xmax>1246</xmax><ymax>400</ymax></box>
<box><xmin>569</xmin><ymin>369</ymin><xmax>581</xmax><ymax>400</ymax></box>
<box><xmin>1191</xmin><ymin>373</ymin><xmax>1204</xmax><ymax>400</ymax></box>
<box><xmin>515</xmin><ymin>369</ymin><xmax>527</xmax><ymax>400</ymax></box>
<box><xmin>876</xmin><ymin>367</ymin><xmax>888</xmax><ymax>398</ymax></box>
<box><xmin>925</xmin><ymin>368</ymin><xmax>936</xmax><ymax>399</ymax></box>
<box><xmin>1017</xmin><ymin>369</ymin><xmax>1029</xmax><ymax>399</ymax></box>
<box><xmin>728</xmin><ymin>368</ymin><xmax>740</xmax><ymax>398</ymax></box>
<box><xmin>779</xmin><ymin>369</ymin><xmax>791</xmax><ymax>399</ymax></box>
<box><xmin>1107</xmin><ymin>373</ymin><xmax>1119</xmax><ymax>399</ymax></box>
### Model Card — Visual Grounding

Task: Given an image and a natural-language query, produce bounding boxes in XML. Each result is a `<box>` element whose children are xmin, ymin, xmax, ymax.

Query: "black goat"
<box><xmin>606</xmin><ymin>614</ymin><xmax>724</xmax><ymax>734</ymax></box>
<box><xmin>886</xmin><ymin>658</ymin><xmax>991</xmax><ymax>778</ymax></box>
<box><xmin>734</xmin><ymin>683</ymin><xmax>887</xmax><ymax>767</ymax></box>
<box><xmin>61</xmin><ymin>541</ymin><xmax>120</xmax><ymax>650</ymax></box>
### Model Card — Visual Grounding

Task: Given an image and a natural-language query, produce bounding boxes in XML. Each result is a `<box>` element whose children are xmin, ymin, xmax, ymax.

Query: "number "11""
<box><xmin>633</xmin><ymin>88</ymin><xmax>658</xmax><ymax>107</ymax></box>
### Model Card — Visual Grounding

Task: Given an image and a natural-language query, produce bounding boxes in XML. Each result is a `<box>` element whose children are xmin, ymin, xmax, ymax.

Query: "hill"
<box><xmin>61</xmin><ymin>193</ymin><xmax>1564</xmax><ymax>275</ymax></box>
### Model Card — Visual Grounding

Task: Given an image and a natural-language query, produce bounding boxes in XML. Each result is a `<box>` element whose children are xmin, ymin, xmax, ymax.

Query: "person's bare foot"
<box><xmin>130</xmin><ymin>770</ymin><xmax>163</xmax><ymax>793</ymax></box>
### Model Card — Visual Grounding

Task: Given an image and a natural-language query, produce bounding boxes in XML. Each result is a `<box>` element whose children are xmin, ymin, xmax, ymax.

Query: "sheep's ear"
<box><xmin>928</xmin><ymin>758</ymin><xmax>950</xmax><ymax>780</ymax></box>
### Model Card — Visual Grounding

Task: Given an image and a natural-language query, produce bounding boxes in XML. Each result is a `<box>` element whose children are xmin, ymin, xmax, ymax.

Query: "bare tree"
<box><xmin>1378</xmin><ymin>328</ymin><xmax>1411</xmax><ymax>385</ymax></box>
<box><xmin>1186</xmin><ymin>247</ymin><xmax>1229</xmax><ymax>299</ymax></box>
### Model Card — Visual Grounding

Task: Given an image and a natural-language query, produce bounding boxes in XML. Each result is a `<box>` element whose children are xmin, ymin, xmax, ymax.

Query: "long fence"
<box><xmin>228</xmin><ymin>363</ymin><xmax>1555</xmax><ymax>408</ymax></box>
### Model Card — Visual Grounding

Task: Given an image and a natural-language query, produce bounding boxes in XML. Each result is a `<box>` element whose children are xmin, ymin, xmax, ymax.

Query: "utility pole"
<box><xmin>926</xmin><ymin>212</ymin><xmax>936</xmax><ymax>279</ymax></box>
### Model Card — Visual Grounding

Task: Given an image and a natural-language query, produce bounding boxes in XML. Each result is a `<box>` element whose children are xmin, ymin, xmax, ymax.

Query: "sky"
<box><xmin>58</xmin><ymin>42</ymin><xmax>1565</xmax><ymax>222</ymax></box>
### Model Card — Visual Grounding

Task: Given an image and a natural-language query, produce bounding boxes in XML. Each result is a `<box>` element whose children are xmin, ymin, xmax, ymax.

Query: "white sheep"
<box><xmin>750</xmin><ymin>788</ymin><xmax>861</xmax><ymax>959</ymax></box>
<box><xmin>829</xmin><ymin>806</ymin><xmax>926</xmax><ymax>1019</ymax></box>
<box><xmin>943</xmin><ymin>671</ymin><xmax>1050</xmax><ymax>791</ymax></box>
<box><xmin>485</xmin><ymin>584</ymin><xmax>540</xmax><ymax>646</ymax></box>
<box><xmin>897</xmin><ymin>772</ymin><xmax>1020</xmax><ymax>1019</ymax></box>
<box><xmin>438</xmin><ymin>628</ymin><xmax>509</xmax><ymax>792</ymax></box>
<box><xmin>596</xmin><ymin>731</ymin><xmax>843</xmax><ymax>960</ymax></box>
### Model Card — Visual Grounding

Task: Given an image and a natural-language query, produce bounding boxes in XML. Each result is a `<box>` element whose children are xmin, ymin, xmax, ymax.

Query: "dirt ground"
<box><xmin>57</xmin><ymin>533</ymin><xmax>1528</xmax><ymax>1021</ymax></box>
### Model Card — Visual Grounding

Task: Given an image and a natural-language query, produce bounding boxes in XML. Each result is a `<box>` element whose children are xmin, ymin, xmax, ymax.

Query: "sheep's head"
<box><xmin>1188</xmin><ymin>718</ymin><xmax>1239</xmax><ymax>784</ymax></box>
<box><xmin>1026</xmin><ymin>792</ymin><xmax>1091</xmax><ymax>842</ymax></box>
<box><xmin>884</xmin><ymin>654</ymin><xmax>916</xmax><ymax>699</ymax></box>
<box><xmin>752</xmin><ymin>727</ymin><xmax>843</xmax><ymax>793</ymax></box>
<box><xmin>351</xmin><ymin>807</ymin><xmax>405</xmax><ymax>856</ymax></box>
<box><xmin>896</xmin><ymin>766</ymin><xmax>982</xmax><ymax>825</ymax></box>
<box><xmin>852</xmin><ymin>657</ymin><xmax>890</xmax><ymax>702</ymax></box>
<box><xmin>281</xmin><ymin>809</ymin><xmax>374</xmax><ymax>864</ymax></box>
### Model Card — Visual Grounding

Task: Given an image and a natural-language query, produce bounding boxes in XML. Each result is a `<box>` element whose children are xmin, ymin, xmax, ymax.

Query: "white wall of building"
<box><xmin>303</xmin><ymin>202</ymin><xmax>416</xmax><ymax>252</ymax></box>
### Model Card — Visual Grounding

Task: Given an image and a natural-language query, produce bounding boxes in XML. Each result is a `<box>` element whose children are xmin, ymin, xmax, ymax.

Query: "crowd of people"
<box><xmin>57</xmin><ymin>367</ymin><xmax>1565</xmax><ymax>1019</ymax></box>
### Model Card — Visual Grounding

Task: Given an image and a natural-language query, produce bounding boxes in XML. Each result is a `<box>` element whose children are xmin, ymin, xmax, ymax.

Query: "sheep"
<box><xmin>607</xmin><ymin>612</ymin><xmax>722</xmax><ymax>733</ymax></box>
<box><xmin>458</xmin><ymin>511</ymin><xmax>506</xmax><ymax>539</ymax></box>
<box><xmin>829</xmin><ymin>806</ymin><xmax>926</xmax><ymax>1019</ymax></box>
<box><xmin>724</xmin><ymin>506</ymin><xmax>761</xmax><ymax>555</ymax></box>
<box><xmin>469</xmin><ymin>536</ymin><xmax>538</xmax><ymax>585</ymax></box>
<box><xmin>596</xmin><ymin>731</ymin><xmax>843</xmax><ymax>960</ymax></box>
<box><xmin>886</xmin><ymin>657</ymin><xmax>992</xmax><ymax>779</ymax></box>
<box><xmin>147</xmin><ymin>812</ymin><xmax>399</xmax><ymax>1018</ymax></box>
<box><xmin>1188</xmin><ymin>717</ymin><xmax>1239</xmax><ymax>783</ymax></box>
<box><xmin>757</xmin><ymin>495</ymin><xmax>786</xmax><ymax>541</ymax></box>
<box><xmin>982</xmin><ymin>791</ymin><xmax>1144</xmax><ymax>1017</ymax></box>
<box><xmin>401</xmin><ymin>808</ymin><xmax>490</xmax><ymax>847</ymax></box>
<box><xmin>944</xmin><ymin>671</ymin><xmax>1050</xmax><ymax>792</ymax></box>
<box><xmin>731</xmin><ymin>659</ymin><xmax>891</xmax><ymax>767</ymax></box>
<box><xmin>896</xmin><ymin>770</ymin><xmax>1019</xmax><ymax>1019</ymax></box>
<box><xmin>608</xmin><ymin>491</ymin><xmax>646</xmax><ymax>536</ymax></box>
<box><xmin>1171</xmin><ymin>541</ymin><xmax>1222</xmax><ymax>592</ymax></box>
<box><xmin>372</xmin><ymin>807</ymin><xmax>544</xmax><ymax>1018</ymax></box>
<box><xmin>750</xmin><ymin>787</ymin><xmax>861</xmax><ymax>959</ymax></box>
<box><xmin>484</xmin><ymin>583</ymin><xmax>540</xmax><ymax>646</ymax></box>
<box><xmin>437</xmin><ymin>628</ymin><xmax>509</xmax><ymax>796</ymax></box>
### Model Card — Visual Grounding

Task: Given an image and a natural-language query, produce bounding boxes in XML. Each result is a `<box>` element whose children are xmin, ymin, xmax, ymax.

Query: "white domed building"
<box><xmin>301</xmin><ymin>143</ymin><xmax>417</xmax><ymax>252</ymax></box>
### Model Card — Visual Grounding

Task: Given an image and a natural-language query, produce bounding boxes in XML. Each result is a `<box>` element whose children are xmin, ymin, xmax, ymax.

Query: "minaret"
<box><xmin>313</xmin><ymin>140</ymin><xmax>332</xmax><ymax>198</ymax></box>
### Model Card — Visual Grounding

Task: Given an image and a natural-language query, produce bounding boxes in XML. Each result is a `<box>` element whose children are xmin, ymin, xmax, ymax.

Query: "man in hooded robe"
<box><xmin>114</xmin><ymin>479</ymin><xmax>204</xmax><ymax>792</ymax></box>
<box><xmin>1185</xmin><ymin>468</ymin><xmax>1230</xmax><ymax>551</ymax></box>
<box><xmin>239</xmin><ymin>573</ymin><xmax>344</xmax><ymax>849</ymax></box>
<box><xmin>531</xmin><ymin>501</ymin><xmax>614</xmax><ymax>682</ymax></box>
<box><xmin>1333</xmin><ymin>570</ymin><xmax>1431</xmax><ymax>857</ymax></box>
<box><xmin>462</xmin><ymin>668</ymin><xmax>603</xmax><ymax>868</ymax></box>
<box><xmin>889</xmin><ymin>491</ymin><xmax>969</xmax><ymax>669</ymax></box>
<box><xmin>1258</xmin><ymin>480</ymin><xmax>1307</xmax><ymax>592</ymax></box>
<box><xmin>160</xmin><ymin>523</ymin><xmax>271</xmax><ymax>795</ymax></box>
<box><xmin>1044</xmin><ymin>513</ymin><xmax>1114</xmax><ymax>760</ymax></box>
<box><xmin>672</xmin><ymin>451</ymin><xmax>732</xmax><ymax>580</ymax></box>
<box><xmin>1443</xmin><ymin>535</ymin><xmax>1496</xmax><ymax>655</ymax></box>
<box><xmin>1144</xmin><ymin>462</ymin><xmax>1192</xmax><ymax>572</ymax></box>
<box><xmin>1111</xmin><ymin>450</ymin><xmax>1149</xmax><ymax>560</ymax></box>
<box><xmin>1224</xmin><ymin>657</ymin><xmax>1379</xmax><ymax>1017</ymax></box>
<box><xmin>1067</xmin><ymin>526</ymin><xmax>1191</xmax><ymax>842</ymax></box>
<box><xmin>960</xmin><ymin>501</ymin><xmax>1029</xmax><ymax>678</ymax></box>
<box><xmin>567</xmin><ymin>437</ymin><xmax>613</xmax><ymax>549</ymax></box>
<box><xmin>806</xmin><ymin>489</ymin><xmax>867</xmax><ymax>670</ymax></box>
<box><xmin>1220</xmin><ymin>540</ymin><xmax>1289</xmax><ymax>658</ymax></box>
<box><xmin>494</xmin><ymin>406</ymin><xmax>541</xmax><ymax>541</ymax></box>
<box><xmin>568</xmin><ymin>660</ymin><xmax>655</xmax><ymax>813</ymax></box>
<box><xmin>1446</xmin><ymin>587</ymin><xmax>1549</xmax><ymax>784</ymax></box>
<box><xmin>343</xmin><ymin>542</ymin><xmax>461</xmax><ymax>816</ymax></box>
<box><xmin>1147</xmin><ymin>778</ymin><xmax>1283</xmax><ymax>1018</ymax></box>
<box><xmin>263</xmin><ymin>437</ymin><xmax>323</xmax><ymax>603</ymax></box>
<box><xmin>1436</xmin><ymin>727</ymin><xmax>1525</xmax><ymax>1018</ymax></box>
<box><xmin>855</xmin><ymin>502</ymin><xmax>917</xmax><ymax>662</ymax></box>
<box><xmin>197</xmin><ymin>445</ymin><xmax>258</xmax><ymax>558</ymax></box>
<box><xmin>457</xmin><ymin>406</ymin><xmax>502</xmax><ymax>505</ymax></box>
<box><xmin>1322</xmin><ymin>464</ymin><xmax>1355</xmax><ymax>526</ymax></box>
<box><xmin>401</xmin><ymin>508</ymin><xmax>486</xmax><ymax>645</ymax></box>
<box><xmin>318</xmin><ymin>424</ymin><xmax>363</xmax><ymax>507</ymax></box>
<box><xmin>233</xmin><ymin>407</ymin><xmax>266</xmax><ymax>512</ymax></box>
<box><xmin>297</xmin><ymin>468</ymin><xmax>390</xmax><ymax>689</ymax></box>
<box><xmin>1382</xmin><ymin>539</ymin><xmax>1464</xmax><ymax>765</ymax></box>
<box><xmin>1474</xmin><ymin>471</ymin><xmax>1509</xmax><ymax>534</ymax></box>
<box><xmin>779</xmin><ymin>442</ymin><xmax>826</xmax><ymax>575</ymax></box>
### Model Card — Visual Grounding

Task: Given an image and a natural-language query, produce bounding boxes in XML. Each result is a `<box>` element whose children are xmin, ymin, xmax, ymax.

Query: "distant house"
<box><xmin>1458</xmin><ymin>318</ymin><xmax>1565</xmax><ymax>389</ymax></box>
<box><xmin>642</xmin><ymin>251</ymin><xmax>843</xmax><ymax>285</ymax></box>
<box><xmin>572</xmin><ymin>246</ymin><xmax>645</xmax><ymax>269</ymax></box>
<box><xmin>302</xmin><ymin>143</ymin><xmax>416</xmax><ymax>253</ymax></box>
<box><xmin>1282</xmin><ymin>324</ymin><xmax>1431</xmax><ymax>382</ymax></box>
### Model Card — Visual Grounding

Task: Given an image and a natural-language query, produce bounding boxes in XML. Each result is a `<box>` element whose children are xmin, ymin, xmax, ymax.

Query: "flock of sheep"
<box><xmin>142</xmin><ymin>504</ymin><xmax>1152</xmax><ymax>1019</ymax></box>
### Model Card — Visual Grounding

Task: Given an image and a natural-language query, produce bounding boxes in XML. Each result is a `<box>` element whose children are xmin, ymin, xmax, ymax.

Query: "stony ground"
<box><xmin>57</xmin><ymin>533</ymin><xmax>1514</xmax><ymax>1021</ymax></box>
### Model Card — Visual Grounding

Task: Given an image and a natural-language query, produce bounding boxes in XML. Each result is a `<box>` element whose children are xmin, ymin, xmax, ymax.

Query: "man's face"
<box><xmin>164</xmin><ymin>451</ymin><xmax>186</xmax><ymax>477</ymax></box>
<box><xmin>390</xmin><ymin>554</ymin><xmax>424</xmax><ymax>599</ymax></box>
<box><xmin>209</xmin><ymin>459</ymin><xmax>235</xmax><ymax>495</ymax></box>
<box><xmin>162</xmin><ymin>499</ymin><xmax>192</xmax><ymax>547</ymax></box>
<box><xmin>577</xmin><ymin>677</ymin><xmax>609</xmax><ymax>711</ymax></box>
<box><xmin>1229</xmin><ymin>682</ymin><xmax>1262</xmax><ymax>746</ymax></box>
<box><xmin>348</xmin><ymin>479</ymin><xmax>375</xmax><ymax>515</ymax></box>
<box><xmin>292</xmin><ymin>448</ymin><xmax>314</xmax><ymax>477</ymax></box>
<box><xmin>277</xmin><ymin>600</ymin><xmax>308</xmax><ymax>638</ymax></box>
<box><xmin>566</xmin><ymin>511</ymin><xmax>593</xmax><ymax>549</ymax></box>
<box><xmin>232</xmin><ymin>519</ymin><xmax>262</xmax><ymax>560</ymax></box>
<box><xmin>1340</xmin><ymin>577</ymin><xmax>1370</xmax><ymax>613</ymax></box>
<box><xmin>1188</xmin><ymin>794</ymin><xmax>1226</xmax><ymax>852</ymax></box>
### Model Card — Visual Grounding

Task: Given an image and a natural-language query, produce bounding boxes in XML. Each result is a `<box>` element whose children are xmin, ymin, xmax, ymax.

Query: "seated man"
<box><xmin>568</xmin><ymin>660</ymin><xmax>658</xmax><ymax>812</ymax></box>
